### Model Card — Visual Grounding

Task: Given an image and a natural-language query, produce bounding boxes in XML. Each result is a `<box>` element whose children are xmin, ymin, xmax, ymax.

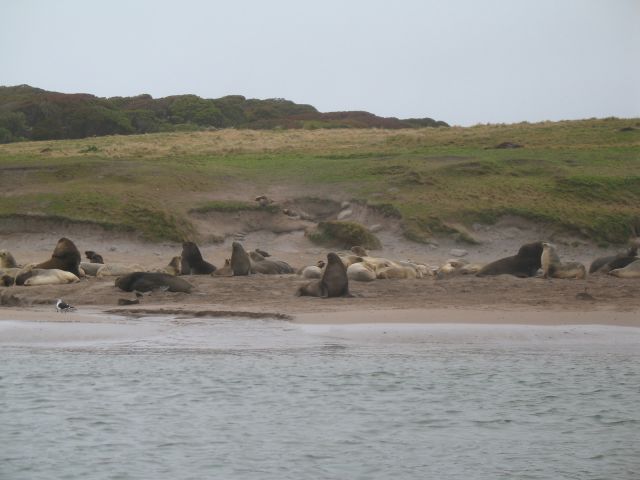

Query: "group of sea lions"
<box><xmin>1</xmin><ymin>235</ymin><xmax>639</xmax><ymax>302</ymax></box>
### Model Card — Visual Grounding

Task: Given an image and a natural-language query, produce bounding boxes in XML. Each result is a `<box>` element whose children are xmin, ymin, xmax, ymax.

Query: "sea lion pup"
<box><xmin>476</xmin><ymin>241</ymin><xmax>543</xmax><ymax>278</ymax></box>
<box><xmin>35</xmin><ymin>237</ymin><xmax>82</xmax><ymax>277</ymax></box>
<box><xmin>230</xmin><ymin>241</ymin><xmax>251</xmax><ymax>276</ymax></box>
<box><xmin>249</xmin><ymin>251</ymin><xmax>295</xmax><ymax>274</ymax></box>
<box><xmin>212</xmin><ymin>259</ymin><xmax>233</xmax><ymax>277</ymax></box>
<box><xmin>296</xmin><ymin>252</ymin><xmax>351</xmax><ymax>298</ymax></box>
<box><xmin>347</xmin><ymin>262</ymin><xmax>376</xmax><ymax>282</ymax></box>
<box><xmin>1</xmin><ymin>274</ymin><xmax>14</xmax><ymax>286</ymax></box>
<box><xmin>180</xmin><ymin>242</ymin><xmax>216</xmax><ymax>275</ymax></box>
<box><xmin>0</xmin><ymin>250</ymin><xmax>18</xmax><ymax>268</ymax></box>
<box><xmin>115</xmin><ymin>272</ymin><xmax>193</xmax><ymax>293</ymax></box>
<box><xmin>350</xmin><ymin>245</ymin><xmax>369</xmax><ymax>257</ymax></box>
<box><xmin>609</xmin><ymin>259</ymin><xmax>640</xmax><ymax>278</ymax></box>
<box><xmin>84</xmin><ymin>250</ymin><xmax>104</xmax><ymax>264</ymax></box>
<box><xmin>17</xmin><ymin>268</ymin><xmax>80</xmax><ymax>286</ymax></box>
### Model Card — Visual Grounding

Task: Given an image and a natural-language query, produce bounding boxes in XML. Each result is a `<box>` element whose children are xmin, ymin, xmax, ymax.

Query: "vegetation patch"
<box><xmin>189</xmin><ymin>200</ymin><xmax>280</xmax><ymax>214</ymax></box>
<box><xmin>307</xmin><ymin>221</ymin><xmax>382</xmax><ymax>250</ymax></box>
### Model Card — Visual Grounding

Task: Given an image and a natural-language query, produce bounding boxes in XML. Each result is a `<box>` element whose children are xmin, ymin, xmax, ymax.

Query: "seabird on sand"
<box><xmin>55</xmin><ymin>299</ymin><xmax>75</xmax><ymax>313</ymax></box>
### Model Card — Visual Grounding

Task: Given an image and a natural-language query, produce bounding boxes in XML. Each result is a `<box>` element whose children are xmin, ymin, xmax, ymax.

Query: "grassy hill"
<box><xmin>0</xmin><ymin>118</ymin><xmax>638</xmax><ymax>244</ymax></box>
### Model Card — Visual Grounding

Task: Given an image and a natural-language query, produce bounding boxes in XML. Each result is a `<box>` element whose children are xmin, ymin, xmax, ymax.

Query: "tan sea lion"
<box><xmin>589</xmin><ymin>238</ymin><xmax>639</xmax><ymax>273</ymax></box>
<box><xmin>376</xmin><ymin>265</ymin><xmax>418</xmax><ymax>279</ymax></box>
<box><xmin>476</xmin><ymin>242</ymin><xmax>543</xmax><ymax>278</ymax></box>
<box><xmin>347</xmin><ymin>262</ymin><xmax>376</xmax><ymax>282</ymax></box>
<box><xmin>213</xmin><ymin>259</ymin><xmax>234</xmax><ymax>277</ymax></box>
<box><xmin>231</xmin><ymin>241</ymin><xmax>252</xmax><ymax>276</ymax></box>
<box><xmin>300</xmin><ymin>265</ymin><xmax>323</xmax><ymax>279</ymax></box>
<box><xmin>35</xmin><ymin>237</ymin><xmax>82</xmax><ymax>277</ymax></box>
<box><xmin>0</xmin><ymin>250</ymin><xmax>18</xmax><ymax>268</ymax></box>
<box><xmin>180</xmin><ymin>242</ymin><xmax>216</xmax><ymax>274</ymax></box>
<box><xmin>115</xmin><ymin>272</ymin><xmax>193</xmax><ymax>293</ymax></box>
<box><xmin>18</xmin><ymin>268</ymin><xmax>80</xmax><ymax>286</ymax></box>
<box><xmin>80</xmin><ymin>262</ymin><xmax>102</xmax><ymax>276</ymax></box>
<box><xmin>541</xmin><ymin>242</ymin><xmax>562</xmax><ymax>278</ymax></box>
<box><xmin>296</xmin><ymin>252</ymin><xmax>351</xmax><ymax>297</ymax></box>
<box><xmin>96</xmin><ymin>264</ymin><xmax>144</xmax><ymax>277</ymax></box>
<box><xmin>350</xmin><ymin>246</ymin><xmax>369</xmax><ymax>257</ymax></box>
<box><xmin>609</xmin><ymin>259</ymin><xmax>640</xmax><ymax>278</ymax></box>
<box><xmin>548</xmin><ymin>262</ymin><xmax>587</xmax><ymax>279</ymax></box>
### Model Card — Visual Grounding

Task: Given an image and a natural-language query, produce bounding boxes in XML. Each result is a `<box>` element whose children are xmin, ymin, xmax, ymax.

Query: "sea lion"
<box><xmin>0</xmin><ymin>250</ymin><xmax>18</xmax><ymax>268</ymax></box>
<box><xmin>35</xmin><ymin>237</ymin><xmax>82</xmax><ymax>277</ymax></box>
<box><xmin>350</xmin><ymin>246</ymin><xmax>369</xmax><ymax>257</ymax></box>
<box><xmin>296</xmin><ymin>252</ymin><xmax>351</xmax><ymax>297</ymax></box>
<box><xmin>249</xmin><ymin>251</ymin><xmax>295</xmax><ymax>274</ymax></box>
<box><xmin>548</xmin><ymin>262</ymin><xmax>587</xmax><ymax>280</ymax></box>
<box><xmin>254</xmin><ymin>248</ymin><xmax>271</xmax><ymax>258</ymax></box>
<box><xmin>436</xmin><ymin>258</ymin><xmax>469</xmax><ymax>279</ymax></box>
<box><xmin>541</xmin><ymin>242</ymin><xmax>562</xmax><ymax>278</ymax></box>
<box><xmin>97</xmin><ymin>264</ymin><xmax>144</xmax><ymax>277</ymax></box>
<box><xmin>163</xmin><ymin>256</ymin><xmax>182</xmax><ymax>276</ymax></box>
<box><xmin>115</xmin><ymin>272</ymin><xmax>193</xmax><ymax>293</ymax></box>
<box><xmin>347</xmin><ymin>262</ymin><xmax>376</xmax><ymax>282</ymax></box>
<box><xmin>230</xmin><ymin>242</ymin><xmax>251</xmax><ymax>276</ymax></box>
<box><xmin>589</xmin><ymin>240</ymin><xmax>639</xmax><ymax>273</ymax></box>
<box><xmin>376</xmin><ymin>265</ymin><xmax>419</xmax><ymax>279</ymax></box>
<box><xmin>300</xmin><ymin>265</ymin><xmax>323</xmax><ymax>279</ymax></box>
<box><xmin>608</xmin><ymin>259</ymin><xmax>640</xmax><ymax>278</ymax></box>
<box><xmin>1</xmin><ymin>274</ymin><xmax>13</xmax><ymax>286</ymax></box>
<box><xmin>17</xmin><ymin>268</ymin><xmax>80</xmax><ymax>286</ymax></box>
<box><xmin>476</xmin><ymin>241</ymin><xmax>543</xmax><ymax>278</ymax></box>
<box><xmin>180</xmin><ymin>242</ymin><xmax>216</xmax><ymax>275</ymax></box>
<box><xmin>80</xmin><ymin>262</ymin><xmax>102</xmax><ymax>276</ymax></box>
<box><xmin>84</xmin><ymin>250</ymin><xmax>104</xmax><ymax>264</ymax></box>
<box><xmin>212</xmin><ymin>259</ymin><xmax>233</xmax><ymax>277</ymax></box>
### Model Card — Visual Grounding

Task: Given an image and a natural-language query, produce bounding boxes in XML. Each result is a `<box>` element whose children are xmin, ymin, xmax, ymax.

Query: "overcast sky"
<box><xmin>2</xmin><ymin>0</ymin><xmax>638</xmax><ymax>126</ymax></box>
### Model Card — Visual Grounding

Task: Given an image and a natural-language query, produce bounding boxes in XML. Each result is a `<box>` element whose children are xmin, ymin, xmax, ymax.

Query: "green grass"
<box><xmin>189</xmin><ymin>200</ymin><xmax>280</xmax><ymax>214</ymax></box>
<box><xmin>1</xmin><ymin>118</ymin><xmax>639</xmax><ymax>242</ymax></box>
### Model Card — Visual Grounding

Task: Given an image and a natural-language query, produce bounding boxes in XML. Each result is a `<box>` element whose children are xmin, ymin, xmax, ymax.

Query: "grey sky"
<box><xmin>2</xmin><ymin>0</ymin><xmax>639</xmax><ymax>126</ymax></box>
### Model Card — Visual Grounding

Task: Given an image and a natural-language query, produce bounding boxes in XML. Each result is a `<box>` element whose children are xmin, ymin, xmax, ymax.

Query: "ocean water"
<box><xmin>1</xmin><ymin>317</ymin><xmax>639</xmax><ymax>480</ymax></box>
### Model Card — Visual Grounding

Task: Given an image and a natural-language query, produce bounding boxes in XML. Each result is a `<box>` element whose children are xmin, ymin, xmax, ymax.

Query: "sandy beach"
<box><xmin>1</xmin><ymin>226</ymin><xmax>638</xmax><ymax>330</ymax></box>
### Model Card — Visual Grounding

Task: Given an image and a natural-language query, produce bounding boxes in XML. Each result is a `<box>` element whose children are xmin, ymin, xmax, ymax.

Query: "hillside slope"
<box><xmin>0</xmin><ymin>117</ymin><xmax>638</xmax><ymax>244</ymax></box>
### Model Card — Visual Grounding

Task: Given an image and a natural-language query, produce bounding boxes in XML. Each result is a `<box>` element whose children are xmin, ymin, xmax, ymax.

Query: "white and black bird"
<box><xmin>55</xmin><ymin>299</ymin><xmax>75</xmax><ymax>313</ymax></box>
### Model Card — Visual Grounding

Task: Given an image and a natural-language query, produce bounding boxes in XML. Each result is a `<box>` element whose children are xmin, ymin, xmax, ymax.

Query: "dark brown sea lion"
<box><xmin>180</xmin><ymin>242</ymin><xmax>216</xmax><ymax>275</ymax></box>
<box><xmin>115</xmin><ymin>272</ymin><xmax>193</xmax><ymax>293</ymax></box>
<box><xmin>296</xmin><ymin>252</ymin><xmax>351</xmax><ymax>297</ymax></box>
<box><xmin>35</xmin><ymin>238</ymin><xmax>82</xmax><ymax>277</ymax></box>
<box><xmin>230</xmin><ymin>242</ymin><xmax>251</xmax><ymax>276</ymax></box>
<box><xmin>249</xmin><ymin>251</ymin><xmax>294</xmax><ymax>274</ymax></box>
<box><xmin>1</xmin><ymin>274</ymin><xmax>14</xmax><ymax>287</ymax></box>
<box><xmin>590</xmin><ymin>238</ymin><xmax>639</xmax><ymax>273</ymax></box>
<box><xmin>84</xmin><ymin>250</ymin><xmax>104</xmax><ymax>264</ymax></box>
<box><xmin>476</xmin><ymin>241</ymin><xmax>543</xmax><ymax>278</ymax></box>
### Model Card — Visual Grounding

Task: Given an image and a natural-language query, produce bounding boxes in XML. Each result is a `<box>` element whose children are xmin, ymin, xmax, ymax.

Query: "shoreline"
<box><xmin>1</xmin><ymin>305</ymin><xmax>638</xmax><ymax>327</ymax></box>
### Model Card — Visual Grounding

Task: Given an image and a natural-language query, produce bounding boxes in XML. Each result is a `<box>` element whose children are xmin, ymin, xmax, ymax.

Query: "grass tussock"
<box><xmin>307</xmin><ymin>221</ymin><xmax>382</xmax><ymax>250</ymax></box>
